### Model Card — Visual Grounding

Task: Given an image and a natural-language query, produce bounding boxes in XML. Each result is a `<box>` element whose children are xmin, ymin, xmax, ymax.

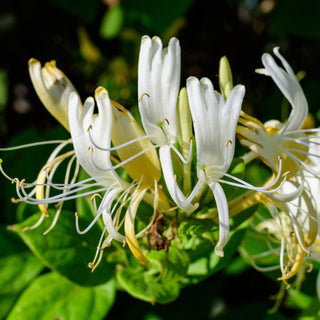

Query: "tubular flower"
<box><xmin>162</xmin><ymin>75</ymin><xmax>246</xmax><ymax>256</ymax></box>
<box><xmin>137</xmin><ymin>36</ymin><xmax>195</xmax><ymax>212</ymax></box>
<box><xmin>237</xmin><ymin>48</ymin><xmax>320</xmax><ymax>202</ymax></box>
<box><xmin>68</xmin><ymin>87</ymin><xmax>164</xmax><ymax>265</ymax></box>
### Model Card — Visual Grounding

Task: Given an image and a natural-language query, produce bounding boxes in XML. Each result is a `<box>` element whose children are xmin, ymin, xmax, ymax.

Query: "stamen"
<box><xmin>0</xmin><ymin>139</ymin><xmax>72</xmax><ymax>151</ymax></box>
<box><xmin>22</xmin><ymin>213</ymin><xmax>46</xmax><ymax>232</ymax></box>
<box><xmin>172</xmin><ymin>137</ymin><xmax>193</xmax><ymax>165</ymax></box>
<box><xmin>90</xmin><ymin>144</ymin><xmax>158</xmax><ymax>172</ymax></box>
<box><xmin>87</xmin><ymin>127</ymin><xmax>152</xmax><ymax>152</ymax></box>
<box><xmin>75</xmin><ymin>210</ymin><xmax>103</xmax><ymax>234</ymax></box>
<box><xmin>220</xmin><ymin>156</ymin><xmax>287</xmax><ymax>194</ymax></box>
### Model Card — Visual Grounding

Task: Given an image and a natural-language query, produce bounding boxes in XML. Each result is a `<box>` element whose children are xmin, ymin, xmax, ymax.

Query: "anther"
<box><xmin>161</xmin><ymin>118</ymin><xmax>170</xmax><ymax>125</ymax></box>
<box><xmin>122</xmin><ymin>239</ymin><xmax>126</xmax><ymax>247</ymax></box>
<box><xmin>19</xmin><ymin>179</ymin><xmax>26</xmax><ymax>188</ymax></box>
<box><xmin>189</xmin><ymin>136</ymin><xmax>193</xmax><ymax>142</ymax></box>
<box><xmin>225</xmin><ymin>139</ymin><xmax>232</xmax><ymax>147</ymax></box>
<box><xmin>90</xmin><ymin>193</ymin><xmax>103</xmax><ymax>201</ymax></box>
<box><xmin>11</xmin><ymin>197</ymin><xmax>19</xmax><ymax>204</ymax></box>
<box><xmin>87</xmin><ymin>124</ymin><xmax>93</xmax><ymax>132</ymax></box>
<box><xmin>12</xmin><ymin>178</ymin><xmax>19</xmax><ymax>185</ymax></box>
<box><xmin>138</xmin><ymin>92</ymin><xmax>150</xmax><ymax>103</ymax></box>
<box><xmin>88</xmin><ymin>146</ymin><xmax>93</xmax><ymax>153</ymax></box>
<box><xmin>282</xmin><ymin>171</ymin><xmax>291</xmax><ymax>178</ymax></box>
<box><xmin>75</xmin><ymin>212</ymin><xmax>79</xmax><ymax>219</ymax></box>
<box><xmin>174</xmin><ymin>175</ymin><xmax>177</xmax><ymax>183</ymax></box>
<box><xmin>307</xmin><ymin>264</ymin><xmax>313</xmax><ymax>273</ymax></box>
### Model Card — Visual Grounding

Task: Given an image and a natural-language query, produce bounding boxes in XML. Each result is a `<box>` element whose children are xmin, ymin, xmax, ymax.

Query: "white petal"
<box><xmin>262</xmin><ymin>49</ymin><xmax>308</xmax><ymax>132</ymax></box>
<box><xmin>159</xmin><ymin>145</ymin><xmax>199</xmax><ymax>213</ymax></box>
<box><xmin>68</xmin><ymin>92</ymin><xmax>122</xmax><ymax>188</ymax></box>
<box><xmin>138</xmin><ymin>36</ymin><xmax>180</xmax><ymax>145</ymax></box>
<box><xmin>208</xmin><ymin>182</ymin><xmax>229</xmax><ymax>257</ymax></box>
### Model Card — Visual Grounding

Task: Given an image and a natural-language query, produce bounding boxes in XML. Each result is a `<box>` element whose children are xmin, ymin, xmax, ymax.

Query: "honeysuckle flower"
<box><xmin>138</xmin><ymin>36</ymin><xmax>196</xmax><ymax>212</ymax></box>
<box><xmin>237</xmin><ymin>48</ymin><xmax>320</xmax><ymax>203</ymax></box>
<box><xmin>138</xmin><ymin>35</ymin><xmax>180</xmax><ymax>146</ymax></box>
<box><xmin>68</xmin><ymin>87</ymin><xmax>164</xmax><ymax>265</ymax></box>
<box><xmin>2</xmin><ymin>85</ymin><xmax>165</xmax><ymax>266</ymax></box>
<box><xmin>159</xmin><ymin>75</ymin><xmax>245</xmax><ymax>256</ymax></box>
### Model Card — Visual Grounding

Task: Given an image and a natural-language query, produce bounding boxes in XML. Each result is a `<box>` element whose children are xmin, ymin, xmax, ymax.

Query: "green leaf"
<box><xmin>146</xmin><ymin>246</ymin><xmax>190</xmax><ymax>283</ymax></box>
<box><xmin>0</xmin><ymin>226</ymin><xmax>43</xmax><ymax>319</ymax></box>
<box><xmin>100</xmin><ymin>5</ymin><xmax>124</xmax><ymax>39</ymax></box>
<box><xmin>185</xmin><ymin>228</ymin><xmax>246</xmax><ymax>284</ymax></box>
<box><xmin>117</xmin><ymin>266</ymin><xmax>180</xmax><ymax>304</ymax></box>
<box><xmin>7</xmin><ymin>272</ymin><xmax>116</xmax><ymax>320</ymax></box>
<box><xmin>11</xmin><ymin>211</ymin><xmax>116</xmax><ymax>286</ymax></box>
<box><xmin>116</xmin><ymin>245</ymin><xmax>189</xmax><ymax>304</ymax></box>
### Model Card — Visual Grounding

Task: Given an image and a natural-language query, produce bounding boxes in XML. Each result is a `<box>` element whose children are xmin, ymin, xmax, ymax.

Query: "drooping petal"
<box><xmin>125</xmin><ymin>187</ymin><xmax>150</xmax><ymax>264</ymax></box>
<box><xmin>262</xmin><ymin>48</ymin><xmax>308</xmax><ymax>134</ymax></box>
<box><xmin>208</xmin><ymin>182</ymin><xmax>230</xmax><ymax>257</ymax></box>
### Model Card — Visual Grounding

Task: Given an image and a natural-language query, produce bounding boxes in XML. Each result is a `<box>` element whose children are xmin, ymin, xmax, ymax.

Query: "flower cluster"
<box><xmin>1</xmin><ymin>35</ymin><xmax>320</xmax><ymax>286</ymax></box>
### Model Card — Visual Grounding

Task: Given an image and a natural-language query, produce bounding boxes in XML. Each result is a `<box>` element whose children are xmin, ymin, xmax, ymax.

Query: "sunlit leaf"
<box><xmin>146</xmin><ymin>246</ymin><xmax>190</xmax><ymax>283</ymax></box>
<box><xmin>117</xmin><ymin>266</ymin><xmax>180</xmax><ymax>304</ymax></box>
<box><xmin>7</xmin><ymin>272</ymin><xmax>116</xmax><ymax>320</ymax></box>
<box><xmin>184</xmin><ymin>228</ymin><xmax>246</xmax><ymax>284</ymax></box>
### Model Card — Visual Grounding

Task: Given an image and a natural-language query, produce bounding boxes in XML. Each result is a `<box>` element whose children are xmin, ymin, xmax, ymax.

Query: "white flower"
<box><xmin>238</xmin><ymin>48</ymin><xmax>320</xmax><ymax>203</ymax></box>
<box><xmin>68</xmin><ymin>87</ymin><xmax>163</xmax><ymax>264</ymax></box>
<box><xmin>137</xmin><ymin>35</ymin><xmax>195</xmax><ymax>212</ymax></box>
<box><xmin>138</xmin><ymin>35</ymin><xmax>180</xmax><ymax>146</ymax></box>
<box><xmin>161</xmin><ymin>76</ymin><xmax>246</xmax><ymax>256</ymax></box>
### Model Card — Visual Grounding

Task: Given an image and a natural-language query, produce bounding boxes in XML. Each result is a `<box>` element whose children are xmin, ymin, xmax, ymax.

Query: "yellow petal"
<box><xmin>109</xmin><ymin>98</ymin><xmax>161</xmax><ymax>187</ymax></box>
<box><xmin>28</xmin><ymin>58</ymin><xmax>79</xmax><ymax>131</ymax></box>
<box><xmin>125</xmin><ymin>187</ymin><xmax>149</xmax><ymax>264</ymax></box>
